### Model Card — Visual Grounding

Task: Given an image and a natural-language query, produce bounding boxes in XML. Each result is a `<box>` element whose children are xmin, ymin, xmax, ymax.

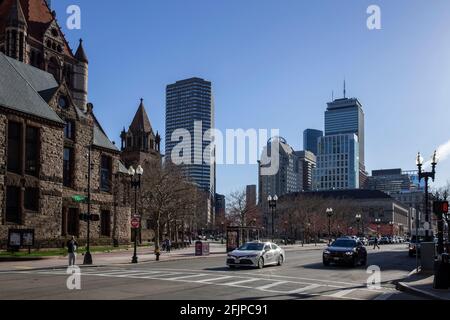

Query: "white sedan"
<box><xmin>226</xmin><ymin>242</ymin><xmax>286</xmax><ymax>269</ymax></box>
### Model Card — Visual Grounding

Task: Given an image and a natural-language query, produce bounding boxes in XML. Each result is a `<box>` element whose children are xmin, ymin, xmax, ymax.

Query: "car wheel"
<box><xmin>257</xmin><ymin>257</ymin><xmax>264</xmax><ymax>269</ymax></box>
<box><xmin>277</xmin><ymin>255</ymin><xmax>284</xmax><ymax>266</ymax></box>
<box><xmin>408</xmin><ymin>251</ymin><xmax>414</xmax><ymax>258</ymax></box>
<box><xmin>323</xmin><ymin>259</ymin><xmax>330</xmax><ymax>267</ymax></box>
<box><xmin>351</xmin><ymin>257</ymin><xmax>358</xmax><ymax>268</ymax></box>
<box><xmin>361</xmin><ymin>256</ymin><xmax>368</xmax><ymax>267</ymax></box>
<box><xmin>228</xmin><ymin>265</ymin><xmax>236</xmax><ymax>269</ymax></box>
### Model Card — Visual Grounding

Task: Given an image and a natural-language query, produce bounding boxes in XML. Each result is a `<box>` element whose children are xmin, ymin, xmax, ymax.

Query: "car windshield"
<box><xmin>238</xmin><ymin>243</ymin><xmax>264</xmax><ymax>251</ymax></box>
<box><xmin>331</xmin><ymin>239</ymin><xmax>357</xmax><ymax>248</ymax></box>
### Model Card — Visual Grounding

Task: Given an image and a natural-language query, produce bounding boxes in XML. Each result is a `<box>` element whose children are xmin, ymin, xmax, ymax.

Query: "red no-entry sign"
<box><xmin>131</xmin><ymin>217</ymin><xmax>140</xmax><ymax>229</ymax></box>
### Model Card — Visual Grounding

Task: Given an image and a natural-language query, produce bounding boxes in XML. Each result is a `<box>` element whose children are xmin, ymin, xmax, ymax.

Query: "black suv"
<box><xmin>323</xmin><ymin>238</ymin><xmax>367</xmax><ymax>267</ymax></box>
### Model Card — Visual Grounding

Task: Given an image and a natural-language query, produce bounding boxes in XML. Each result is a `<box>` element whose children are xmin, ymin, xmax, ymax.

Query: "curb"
<box><xmin>396</xmin><ymin>281</ymin><xmax>448</xmax><ymax>301</ymax></box>
<box><xmin>0</xmin><ymin>252</ymin><xmax>228</xmax><ymax>273</ymax></box>
<box><xmin>396</xmin><ymin>269</ymin><xmax>449</xmax><ymax>301</ymax></box>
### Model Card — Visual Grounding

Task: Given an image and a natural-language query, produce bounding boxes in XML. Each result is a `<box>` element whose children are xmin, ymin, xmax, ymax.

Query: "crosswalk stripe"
<box><xmin>328</xmin><ymin>289</ymin><xmax>355</xmax><ymax>298</ymax></box>
<box><xmin>196</xmin><ymin>276</ymin><xmax>233</xmax><ymax>283</ymax></box>
<box><xmin>225</xmin><ymin>278</ymin><xmax>260</xmax><ymax>286</ymax></box>
<box><xmin>256</xmin><ymin>281</ymin><xmax>288</xmax><ymax>291</ymax></box>
<box><xmin>288</xmin><ymin>284</ymin><xmax>321</xmax><ymax>294</ymax></box>
<box><xmin>163</xmin><ymin>274</ymin><xmax>208</xmax><ymax>281</ymax></box>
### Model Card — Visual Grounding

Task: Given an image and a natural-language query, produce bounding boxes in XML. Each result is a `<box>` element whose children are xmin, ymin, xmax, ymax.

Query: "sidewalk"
<box><xmin>397</xmin><ymin>269</ymin><xmax>450</xmax><ymax>300</ymax></box>
<box><xmin>0</xmin><ymin>242</ymin><xmax>325</xmax><ymax>272</ymax></box>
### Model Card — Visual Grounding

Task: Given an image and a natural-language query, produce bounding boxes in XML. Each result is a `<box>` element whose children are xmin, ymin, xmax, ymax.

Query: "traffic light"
<box><xmin>433</xmin><ymin>201</ymin><xmax>449</xmax><ymax>215</ymax></box>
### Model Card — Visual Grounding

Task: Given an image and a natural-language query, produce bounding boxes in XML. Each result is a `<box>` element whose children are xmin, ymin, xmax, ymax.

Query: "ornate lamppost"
<box><xmin>128</xmin><ymin>165</ymin><xmax>144</xmax><ymax>264</ymax></box>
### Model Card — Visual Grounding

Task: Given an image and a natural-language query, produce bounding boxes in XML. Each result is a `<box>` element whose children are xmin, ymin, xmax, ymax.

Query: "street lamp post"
<box><xmin>389</xmin><ymin>221</ymin><xmax>394</xmax><ymax>237</ymax></box>
<box><xmin>267</xmin><ymin>195</ymin><xmax>278</xmax><ymax>242</ymax></box>
<box><xmin>356</xmin><ymin>214</ymin><xmax>362</xmax><ymax>236</ymax></box>
<box><xmin>128</xmin><ymin>165</ymin><xmax>144</xmax><ymax>264</ymax></box>
<box><xmin>375</xmin><ymin>218</ymin><xmax>381</xmax><ymax>235</ymax></box>
<box><xmin>326</xmin><ymin>208</ymin><xmax>334</xmax><ymax>244</ymax></box>
<box><xmin>416</xmin><ymin>151</ymin><xmax>438</xmax><ymax>242</ymax></box>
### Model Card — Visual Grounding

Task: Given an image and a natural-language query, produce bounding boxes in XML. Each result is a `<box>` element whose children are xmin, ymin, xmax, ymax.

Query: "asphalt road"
<box><xmin>0</xmin><ymin>244</ymin><xmax>423</xmax><ymax>300</ymax></box>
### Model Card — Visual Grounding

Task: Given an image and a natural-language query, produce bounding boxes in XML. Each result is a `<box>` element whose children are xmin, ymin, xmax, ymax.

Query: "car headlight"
<box><xmin>324</xmin><ymin>250</ymin><xmax>330</xmax><ymax>255</ymax></box>
<box><xmin>345</xmin><ymin>251</ymin><xmax>354</xmax><ymax>255</ymax></box>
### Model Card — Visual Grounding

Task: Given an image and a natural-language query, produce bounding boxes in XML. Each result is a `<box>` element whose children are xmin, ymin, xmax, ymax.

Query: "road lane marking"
<box><xmin>374</xmin><ymin>292</ymin><xmax>395</xmax><ymax>300</ymax></box>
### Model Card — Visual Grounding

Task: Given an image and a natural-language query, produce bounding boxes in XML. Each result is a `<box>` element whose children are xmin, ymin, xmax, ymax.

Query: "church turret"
<box><xmin>5</xmin><ymin>0</ymin><xmax>28</xmax><ymax>62</ymax></box>
<box><xmin>120</xmin><ymin>99</ymin><xmax>161</xmax><ymax>167</ymax></box>
<box><xmin>73</xmin><ymin>39</ymin><xmax>89</xmax><ymax>111</ymax></box>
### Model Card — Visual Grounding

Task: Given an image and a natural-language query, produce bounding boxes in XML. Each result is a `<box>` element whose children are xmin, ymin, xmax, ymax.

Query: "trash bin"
<box><xmin>433</xmin><ymin>253</ymin><xmax>450</xmax><ymax>289</ymax></box>
<box><xmin>195</xmin><ymin>241</ymin><xmax>210</xmax><ymax>256</ymax></box>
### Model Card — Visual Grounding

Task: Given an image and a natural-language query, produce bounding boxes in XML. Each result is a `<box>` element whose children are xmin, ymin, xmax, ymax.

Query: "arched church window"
<box><xmin>47</xmin><ymin>57</ymin><xmax>60</xmax><ymax>82</ymax></box>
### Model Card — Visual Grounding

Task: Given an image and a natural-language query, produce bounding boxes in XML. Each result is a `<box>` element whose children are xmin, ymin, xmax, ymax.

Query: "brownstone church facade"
<box><xmin>0</xmin><ymin>0</ymin><xmax>156</xmax><ymax>248</ymax></box>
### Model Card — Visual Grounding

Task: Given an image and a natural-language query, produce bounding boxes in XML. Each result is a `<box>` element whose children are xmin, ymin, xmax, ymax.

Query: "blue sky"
<box><xmin>54</xmin><ymin>0</ymin><xmax>450</xmax><ymax>196</ymax></box>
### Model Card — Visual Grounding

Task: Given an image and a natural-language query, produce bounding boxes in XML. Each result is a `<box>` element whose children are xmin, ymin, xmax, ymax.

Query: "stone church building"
<box><xmin>0</xmin><ymin>0</ymin><xmax>135</xmax><ymax>248</ymax></box>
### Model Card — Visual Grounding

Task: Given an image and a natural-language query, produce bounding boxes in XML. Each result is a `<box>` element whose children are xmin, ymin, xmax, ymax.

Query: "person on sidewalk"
<box><xmin>373</xmin><ymin>235</ymin><xmax>380</xmax><ymax>250</ymax></box>
<box><xmin>166</xmin><ymin>238</ymin><xmax>172</xmax><ymax>253</ymax></box>
<box><xmin>67</xmin><ymin>236</ymin><xmax>78</xmax><ymax>266</ymax></box>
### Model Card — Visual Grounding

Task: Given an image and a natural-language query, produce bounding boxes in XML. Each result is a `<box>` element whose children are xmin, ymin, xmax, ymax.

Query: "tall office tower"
<box><xmin>303</xmin><ymin>129</ymin><xmax>323</xmax><ymax>156</ymax></box>
<box><xmin>246</xmin><ymin>185</ymin><xmax>257</xmax><ymax>208</ymax></box>
<box><xmin>165</xmin><ymin>77</ymin><xmax>215</xmax><ymax>196</ymax></box>
<box><xmin>294</xmin><ymin>150</ymin><xmax>316</xmax><ymax>191</ymax></box>
<box><xmin>325</xmin><ymin>96</ymin><xmax>366</xmax><ymax>177</ymax></box>
<box><xmin>313</xmin><ymin>134</ymin><xmax>360</xmax><ymax>190</ymax></box>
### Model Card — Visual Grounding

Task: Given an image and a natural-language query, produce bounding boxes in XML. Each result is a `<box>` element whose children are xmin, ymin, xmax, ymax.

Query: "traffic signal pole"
<box><xmin>83</xmin><ymin>145</ymin><xmax>93</xmax><ymax>265</ymax></box>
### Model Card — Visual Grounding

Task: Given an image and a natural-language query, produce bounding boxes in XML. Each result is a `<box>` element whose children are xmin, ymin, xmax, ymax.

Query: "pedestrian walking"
<box><xmin>167</xmin><ymin>239</ymin><xmax>172</xmax><ymax>253</ymax></box>
<box><xmin>67</xmin><ymin>236</ymin><xmax>78</xmax><ymax>266</ymax></box>
<box><xmin>373</xmin><ymin>235</ymin><xmax>380</xmax><ymax>250</ymax></box>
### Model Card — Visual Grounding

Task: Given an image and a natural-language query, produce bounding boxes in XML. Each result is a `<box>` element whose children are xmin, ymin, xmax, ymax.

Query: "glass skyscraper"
<box><xmin>313</xmin><ymin>134</ymin><xmax>360</xmax><ymax>190</ymax></box>
<box><xmin>165</xmin><ymin>77</ymin><xmax>215</xmax><ymax>195</ymax></box>
<box><xmin>303</xmin><ymin>129</ymin><xmax>323</xmax><ymax>156</ymax></box>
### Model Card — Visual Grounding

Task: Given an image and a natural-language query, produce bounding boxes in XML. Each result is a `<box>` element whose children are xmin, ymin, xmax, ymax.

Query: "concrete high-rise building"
<box><xmin>294</xmin><ymin>151</ymin><xmax>316</xmax><ymax>191</ymax></box>
<box><xmin>258</xmin><ymin>137</ymin><xmax>298</xmax><ymax>203</ymax></box>
<box><xmin>246</xmin><ymin>185</ymin><xmax>257</xmax><ymax>208</ymax></box>
<box><xmin>303</xmin><ymin>129</ymin><xmax>323</xmax><ymax>156</ymax></box>
<box><xmin>165</xmin><ymin>77</ymin><xmax>215</xmax><ymax>196</ymax></box>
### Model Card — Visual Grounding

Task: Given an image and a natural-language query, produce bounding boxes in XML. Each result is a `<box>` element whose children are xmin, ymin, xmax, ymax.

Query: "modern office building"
<box><xmin>246</xmin><ymin>185</ymin><xmax>257</xmax><ymax>209</ymax></box>
<box><xmin>325</xmin><ymin>98</ymin><xmax>365</xmax><ymax>166</ymax></box>
<box><xmin>366</xmin><ymin>169</ymin><xmax>423</xmax><ymax>194</ymax></box>
<box><xmin>258</xmin><ymin>137</ymin><xmax>298</xmax><ymax>203</ymax></box>
<box><xmin>215</xmin><ymin>193</ymin><xmax>226</xmax><ymax>219</ymax></box>
<box><xmin>313</xmin><ymin>93</ymin><xmax>367</xmax><ymax>191</ymax></box>
<box><xmin>165</xmin><ymin>77</ymin><xmax>215</xmax><ymax>195</ymax></box>
<box><xmin>313</xmin><ymin>134</ymin><xmax>360</xmax><ymax>190</ymax></box>
<box><xmin>303</xmin><ymin>129</ymin><xmax>323</xmax><ymax>156</ymax></box>
<box><xmin>166</xmin><ymin>77</ymin><xmax>216</xmax><ymax>228</ymax></box>
<box><xmin>294</xmin><ymin>151</ymin><xmax>316</xmax><ymax>191</ymax></box>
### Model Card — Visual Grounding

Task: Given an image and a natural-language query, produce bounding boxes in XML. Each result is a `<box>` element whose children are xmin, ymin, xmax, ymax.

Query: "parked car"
<box><xmin>379</xmin><ymin>237</ymin><xmax>390</xmax><ymax>245</ymax></box>
<box><xmin>227</xmin><ymin>242</ymin><xmax>285</xmax><ymax>269</ymax></box>
<box><xmin>359</xmin><ymin>237</ymin><xmax>369</xmax><ymax>246</ymax></box>
<box><xmin>323</xmin><ymin>238</ymin><xmax>367</xmax><ymax>268</ymax></box>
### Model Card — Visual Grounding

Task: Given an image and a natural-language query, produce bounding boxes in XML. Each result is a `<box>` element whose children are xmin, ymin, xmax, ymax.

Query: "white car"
<box><xmin>227</xmin><ymin>242</ymin><xmax>286</xmax><ymax>269</ymax></box>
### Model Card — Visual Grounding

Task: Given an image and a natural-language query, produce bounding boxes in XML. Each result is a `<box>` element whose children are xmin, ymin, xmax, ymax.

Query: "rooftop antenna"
<box><xmin>343</xmin><ymin>79</ymin><xmax>347</xmax><ymax>98</ymax></box>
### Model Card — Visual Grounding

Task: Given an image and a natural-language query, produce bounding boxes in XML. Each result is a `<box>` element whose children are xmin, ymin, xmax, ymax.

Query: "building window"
<box><xmin>67</xmin><ymin>208</ymin><xmax>79</xmax><ymax>237</ymax></box>
<box><xmin>6</xmin><ymin>186</ymin><xmax>21</xmax><ymax>224</ymax></box>
<box><xmin>100</xmin><ymin>155</ymin><xmax>112</xmax><ymax>192</ymax></box>
<box><xmin>63</xmin><ymin>148</ymin><xmax>74</xmax><ymax>187</ymax></box>
<box><xmin>25</xmin><ymin>127</ymin><xmax>39</xmax><ymax>176</ymax></box>
<box><xmin>7</xmin><ymin>122</ymin><xmax>21</xmax><ymax>174</ymax></box>
<box><xmin>64</xmin><ymin>120</ymin><xmax>75</xmax><ymax>140</ymax></box>
<box><xmin>24</xmin><ymin>188</ymin><xmax>39</xmax><ymax>212</ymax></box>
<box><xmin>100</xmin><ymin>211</ymin><xmax>111</xmax><ymax>237</ymax></box>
